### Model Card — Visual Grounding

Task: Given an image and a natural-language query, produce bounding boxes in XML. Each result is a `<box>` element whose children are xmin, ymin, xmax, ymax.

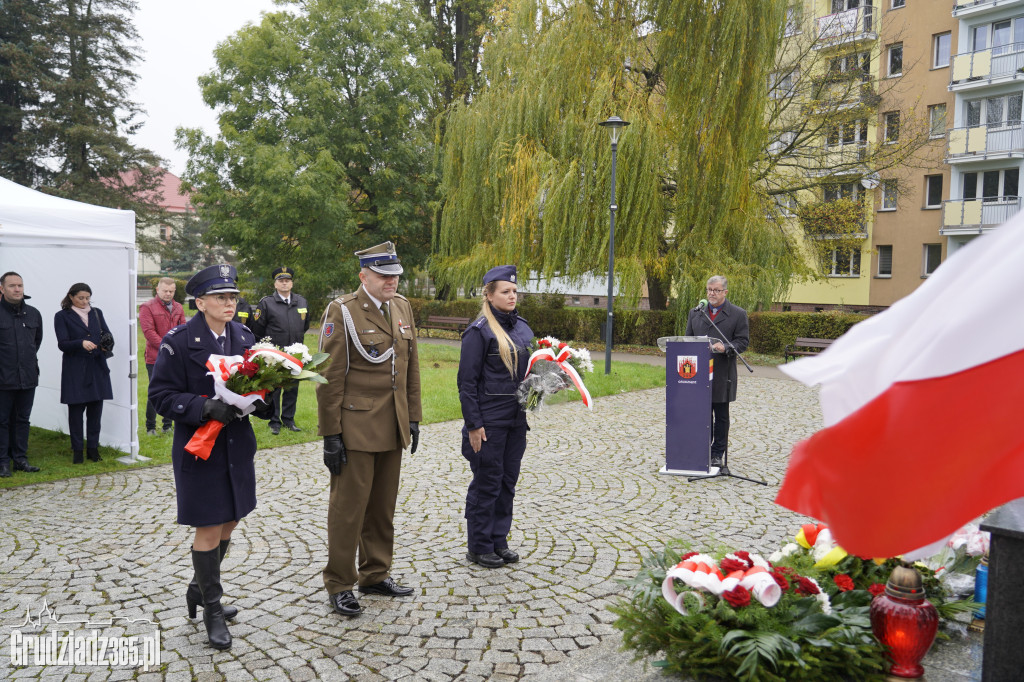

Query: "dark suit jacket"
<box><xmin>685</xmin><ymin>299</ymin><xmax>749</xmax><ymax>403</ymax></box>
<box><xmin>54</xmin><ymin>307</ymin><xmax>113</xmax><ymax>405</ymax></box>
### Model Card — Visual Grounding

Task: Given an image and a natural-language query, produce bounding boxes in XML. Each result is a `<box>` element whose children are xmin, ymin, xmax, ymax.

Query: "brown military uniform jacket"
<box><xmin>316</xmin><ymin>287</ymin><xmax>421</xmax><ymax>452</ymax></box>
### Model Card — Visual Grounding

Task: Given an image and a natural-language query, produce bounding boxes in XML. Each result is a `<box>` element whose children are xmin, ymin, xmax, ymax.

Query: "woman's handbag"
<box><xmin>99</xmin><ymin>331</ymin><xmax>115</xmax><ymax>358</ymax></box>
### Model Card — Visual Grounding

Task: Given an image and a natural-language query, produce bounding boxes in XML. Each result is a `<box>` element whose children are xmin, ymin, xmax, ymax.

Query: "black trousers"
<box><xmin>0</xmin><ymin>388</ymin><xmax>35</xmax><ymax>465</ymax></box>
<box><xmin>462</xmin><ymin>424</ymin><xmax>527</xmax><ymax>555</ymax></box>
<box><xmin>145</xmin><ymin>363</ymin><xmax>172</xmax><ymax>431</ymax></box>
<box><xmin>711</xmin><ymin>401</ymin><xmax>730</xmax><ymax>460</ymax></box>
<box><xmin>68</xmin><ymin>400</ymin><xmax>103</xmax><ymax>452</ymax></box>
<box><xmin>268</xmin><ymin>385</ymin><xmax>299</xmax><ymax>427</ymax></box>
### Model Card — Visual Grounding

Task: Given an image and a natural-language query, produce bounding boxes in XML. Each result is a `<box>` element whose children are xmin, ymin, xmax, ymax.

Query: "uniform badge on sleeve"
<box><xmin>323</xmin><ymin>322</ymin><xmax>335</xmax><ymax>338</ymax></box>
<box><xmin>253</xmin><ymin>309</ymin><xmax>262</xmax><ymax>321</ymax></box>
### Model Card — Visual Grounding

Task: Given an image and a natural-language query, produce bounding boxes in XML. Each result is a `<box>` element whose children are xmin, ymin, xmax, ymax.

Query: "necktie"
<box><xmin>381</xmin><ymin>303</ymin><xmax>391</xmax><ymax>327</ymax></box>
<box><xmin>218</xmin><ymin>336</ymin><xmax>227</xmax><ymax>355</ymax></box>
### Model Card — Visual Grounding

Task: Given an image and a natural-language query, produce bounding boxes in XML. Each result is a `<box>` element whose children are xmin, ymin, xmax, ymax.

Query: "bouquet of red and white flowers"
<box><xmin>185</xmin><ymin>341</ymin><xmax>328</xmax><ymax>459</ymax></box>
<box><xmin>516</xmin><ymin>336</ymin><xmax>594</xmax><ymax>411</ymax></box>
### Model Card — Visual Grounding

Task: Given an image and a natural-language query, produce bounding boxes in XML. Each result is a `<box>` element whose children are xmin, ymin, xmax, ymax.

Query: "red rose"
<box><xmin>558</xmin><ymin>342</ymin><xmax>567</xmax><ymax>350</ymax></box>
<box><xmin>771</xmin><ymin>571</ymin><xmax>790</xmax><ymax>591</ymax></box>
<box><xmin>722</xmin><ymin>585</ymin><xmax>751</xmax><ymax>608</ymax></box>
<box><xmin>796</xmin><ymin>577</ymin><xmax>820</xmax><ymax>596</ymax></box>
<box><xmin>539</xmin><ymin>339</ymin><xmax>551</xmax><ymax>347</ymax></box>
<box><xmin>868</xmin><ymin>583</ymin><xmax>886</xmax><ymax>597</ymax></box>
<box><xmin>833</xmin><ymin>574</ymin><xmax>855</xmax><ymax>592</ymax></box>
<box><xmin>238</xmin><ymin>360</ymin><xmax>259</xmax><ymax>378</ymax></box>
<box><xmin>679</xmin><ymin>551</ymin><xmax>699</xmax><ymax>562</ymax></box>
<box><xmin>734</xmin><ymin>551</ymin><xmax>752</xmax><ymax>566</ymax></box>
<box><xmin>720</xmin><ymin>557</ymin><xmax>748</xmax><ymax>573</ymax></box>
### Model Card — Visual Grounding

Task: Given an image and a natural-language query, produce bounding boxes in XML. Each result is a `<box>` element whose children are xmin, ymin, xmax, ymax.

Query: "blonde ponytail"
<box><xmin>479</xmin><ymin>282</ymin><xmax>519</xmax><ymax>378</ymax></box>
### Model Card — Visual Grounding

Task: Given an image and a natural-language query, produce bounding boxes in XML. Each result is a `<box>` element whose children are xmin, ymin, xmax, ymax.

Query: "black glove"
<box><xmin>323</xmin><ymin>434</ymin><xmax>346</xmax><ymax>476</ymax></box>
<box><xmin>201</xmin><ymin>398</ymin><xmax>239</xmax><ymax>424</ymax></box>
<box><xmin>251</xmin><ymin>400</ymin><xmax>274</xmax><ymax>420</ymax></box>
<box><xmin>409</xmin><ymin>421</ymin><xmax>420</xmax><ymax>454</ymax></box>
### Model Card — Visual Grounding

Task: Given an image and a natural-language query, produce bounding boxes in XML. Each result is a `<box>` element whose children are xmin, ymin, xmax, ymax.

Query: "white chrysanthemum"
<box><xmin>541</xmin><ymin>335</ymin><xmax>562</xmax><ymax>347</ymax></box>
<box><xmin>569</xmin><ymin>346</ymin><xmax>594</xmax><ymax>373</ymax></box>
<box><xmin>769</xmin><ymin>543</ymin><xmax>800</xmax><ymax>563</ymax></box>
<box><xmin>750</xmin><ymin>554</ymin><xmax>771</xmax><ymax>569</ymax></box>
<box><xmin>251</xmin><ymin>340</ymin><xmax>277</xmax><ymax>351</ymax></box>
<box><xmin>284</xmin><ymin>342</ymin><xmax>313</xmax><ymax>363</ymax></box>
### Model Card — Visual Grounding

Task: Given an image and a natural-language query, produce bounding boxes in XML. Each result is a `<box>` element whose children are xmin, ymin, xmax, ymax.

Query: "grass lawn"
<box><xmin>1</xmin><ymin>331</ymin><xmax>665</xmax><ymax>489</ymax></box>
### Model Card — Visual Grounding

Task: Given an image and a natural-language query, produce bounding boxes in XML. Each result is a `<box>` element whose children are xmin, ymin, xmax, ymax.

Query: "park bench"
<box><xmin>783</xmin><ymin>337</ymin><xmax>834</xmax><ymax>362</ymax></box>
<box><xmin>420</xmin><ymin>315</ymin><xmax>471</xmax><ymax>333</ymax></box>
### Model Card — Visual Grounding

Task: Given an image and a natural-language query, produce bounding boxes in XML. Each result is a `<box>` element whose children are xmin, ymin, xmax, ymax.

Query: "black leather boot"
<box><xmin>72</xmin><ymin>450</ymin><xmax>84</xmax><ymax>464</ymax></box>
<box><xmin>187</xmin><ymin>540</ymin><xmax>238</xmax><ymax>620</ymax></box>
<box><xmin>86</xmin><ymin>447</ymin><xmax>101</xmax><ymax>462</ymax></box>
<box><xmin>191</xmin><ymin>547</ymin><xmax>232</xmax><ymax>650</ymax></box>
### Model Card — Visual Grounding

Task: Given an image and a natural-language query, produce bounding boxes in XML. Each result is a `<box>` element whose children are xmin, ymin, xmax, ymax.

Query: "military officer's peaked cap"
<box><xmin>187</xmin><ymin>264</ymin><xmax>240</xmax><ymax>297</ymax></box>
<box><xmin>271</xmin><ymin>266</ymin><xmax>294</xmax><ymax>280</ymax></box>
<box><xmin>355</xmin><ymin>241</ymin><xmax>403</xmax><ymax>275</ymax></box>
<box><xmin>483</xmin><ymin>264</ymin><xmax>517</xmax><ymax>285</ymax></box>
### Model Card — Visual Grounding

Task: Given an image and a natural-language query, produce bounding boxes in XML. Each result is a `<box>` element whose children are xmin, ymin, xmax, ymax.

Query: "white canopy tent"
<box><xmin>0</xmin><ymin>177</ymin><xmax>138</xmax><ymax>457</ymax></box>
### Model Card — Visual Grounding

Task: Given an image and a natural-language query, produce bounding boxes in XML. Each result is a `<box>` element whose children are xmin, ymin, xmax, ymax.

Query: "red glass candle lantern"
<box><xmin>870</xmin><ymin>564</ymin><xmax>939</xmax><ymax>679</ymax></box>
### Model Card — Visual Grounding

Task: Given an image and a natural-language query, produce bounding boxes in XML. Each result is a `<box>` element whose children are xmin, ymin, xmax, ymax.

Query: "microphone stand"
<box><xmin>688</xmin><ymin>304</ymin><xmax>766</xmax><ymax>486</ymax></box>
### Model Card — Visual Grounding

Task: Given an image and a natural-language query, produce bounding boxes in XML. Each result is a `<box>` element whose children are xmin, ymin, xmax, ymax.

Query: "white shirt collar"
<box><xmin>362</xmin><ymin>286</ymin><xmax>386</xmax><ymax>311</ymax></box>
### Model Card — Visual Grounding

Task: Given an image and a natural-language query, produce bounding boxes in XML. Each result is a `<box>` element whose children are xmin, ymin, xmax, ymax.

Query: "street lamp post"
<box><xmin>598</xmin><ymin>115</ymin><xmax>629</xmax><ymax>375</ymax></box>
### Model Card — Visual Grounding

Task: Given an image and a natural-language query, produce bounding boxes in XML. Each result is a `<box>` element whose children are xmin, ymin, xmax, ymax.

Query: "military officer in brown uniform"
<box><xmin>317</xmin><ymin>241</ymin><xmax>422</xmax><ymax>617</ymax></box>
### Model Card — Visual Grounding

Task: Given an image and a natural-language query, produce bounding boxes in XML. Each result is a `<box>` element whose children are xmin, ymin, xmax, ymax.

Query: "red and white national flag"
<box><xmin>776</xmin><ymin>218</ymin><xmax>1024</xmax><ymax>558</ymax></box>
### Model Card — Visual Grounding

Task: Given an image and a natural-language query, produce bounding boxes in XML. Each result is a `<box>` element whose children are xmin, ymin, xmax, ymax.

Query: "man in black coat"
<box><xmin>251</xmin><ymin>267</ymin><xmax>310</xmax><ymax>434</ymax></box>
<box><xmin>685</xmin><ymin>275</ymin><xmax>749</xmax><ymax>467</ymax></box>
<box><xmin>0</xmin><ymin>272</ymin><xmax>43</xmax><ymax>477</ymax></box>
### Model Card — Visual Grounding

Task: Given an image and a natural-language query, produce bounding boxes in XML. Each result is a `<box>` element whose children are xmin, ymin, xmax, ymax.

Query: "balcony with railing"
<box><xmin>953</xmin><ymin>0</ymin><xmax>1023</xmax><ymax>19</ymax></box>
<box><xmin>941</xmin><ymin>196</ymin><xmax>1022</xmax><ymax>234</ymax></box>
<box><xmin>814</xmin><ymin>7</ymin><xmax>877</xmax><ymax>49</ymax></box>
<box><xmin>946</xmin><ymin>123</ymin><xmax>1024</xmax><ymax>162</ymax></box>
<box><xmin>950</xmin><ymin>42</ymin><xmax>1024</xmax><ymax>88</ymax></box>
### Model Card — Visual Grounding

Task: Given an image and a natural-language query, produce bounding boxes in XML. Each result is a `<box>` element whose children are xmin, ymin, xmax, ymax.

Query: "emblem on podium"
<box><xmin>677</xmin><ymin>356</ymin><xmax>698</xmax><ymax>379</ymax></box>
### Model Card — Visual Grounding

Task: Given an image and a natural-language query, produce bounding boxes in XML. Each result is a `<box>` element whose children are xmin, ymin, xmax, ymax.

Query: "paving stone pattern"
<box><xmin>0</xmin><ymin>378</ymin><xmax>851</xmax><ymax>680</ymax></box>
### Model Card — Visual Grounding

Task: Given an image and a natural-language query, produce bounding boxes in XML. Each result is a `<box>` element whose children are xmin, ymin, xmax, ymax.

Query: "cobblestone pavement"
<box><xmin>0</xmin><ymin>376</ymin><xmax>974</xmax><ymax>680</ymax></box>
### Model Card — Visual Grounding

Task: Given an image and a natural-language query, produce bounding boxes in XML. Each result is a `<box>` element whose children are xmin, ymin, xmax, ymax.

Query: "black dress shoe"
<box><xmin>495</xmin><ymin>548</ymin><xmax>519</xmax><ymax>564</ymax></box>
<box><xmin>270</xmin><ymin>424</ymin><xmax>280</xmax><ymax>435</ymax></box>
<box><xmin>359</xmin><ymin>576</ymin><xmax>414</xmax><ymax>597</ymax></box>
<box><xmin>284</xmin><ymin>423</ymin><xmax>301</xmax><ymax>432</ymax></box>
<box><xmin>13</xmin><ymin>461</ymin><xmax>40</xmax><ymax>472</ymax></box>
<box><xmin>0</xmin><ymin>462</ymin><xmax>11</xmax><ymax>478</ymax></box>
<box><xmin>710</xmin><ymin>456</ymin><xmax>723</xmax><ymax>467</ymax></box>
<box><xmin>329</xmin><ymin>590</ymin><xmax>362</xmax><ymax>617</ymax></box>
<box><xmin>466</xmin><ymin>551</ymin><xmax>505</xmax><ymax>568</ymax></box>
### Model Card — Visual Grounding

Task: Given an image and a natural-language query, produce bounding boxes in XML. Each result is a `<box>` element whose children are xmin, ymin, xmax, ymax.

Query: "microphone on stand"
<box><xmin>693</xmin><ymin>298</ymin><xmax>708</xmax><ymax>312</ymax></box>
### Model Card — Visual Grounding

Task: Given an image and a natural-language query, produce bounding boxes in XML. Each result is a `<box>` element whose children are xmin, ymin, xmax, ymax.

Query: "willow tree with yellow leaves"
<box><xmin>433</xmin><ymin>0</ymin><xmax>801</xmax><ymax>318</ymax></box>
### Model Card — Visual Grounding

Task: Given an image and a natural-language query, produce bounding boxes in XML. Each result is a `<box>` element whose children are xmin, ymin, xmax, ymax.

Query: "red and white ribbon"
<box><xmin>525</xmin><ymin>346</ymin><xmax>593</xmax><ymax>409</ymax></box>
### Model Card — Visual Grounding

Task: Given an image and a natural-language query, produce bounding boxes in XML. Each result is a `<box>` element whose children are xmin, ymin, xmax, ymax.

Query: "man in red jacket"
<box><xmin>140</xmin><ymin>277</ymin><xmax>187</xmax><ymax>435</ymax></box>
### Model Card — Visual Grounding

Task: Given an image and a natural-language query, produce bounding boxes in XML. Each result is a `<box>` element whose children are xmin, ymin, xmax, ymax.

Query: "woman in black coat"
<box><xmin>54</xmin><ymin>283</ymin><xmax>113</xmax><ymax>464</ymax></box>
<box><xmin>148</xmin><ymin>264</ymin><xmax>271</xmax><ymax>652</ymax></box>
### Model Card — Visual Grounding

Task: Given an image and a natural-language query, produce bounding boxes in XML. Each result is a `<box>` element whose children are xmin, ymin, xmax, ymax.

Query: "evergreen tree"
<box><xmin>0</xmin><ymin>0</ymin><xmax>50</xmax><ymax>186</ymax></box>
<box><xmin>178</xmin><ymin>0</ymin><xmax>448</xmax><ymax>311</ymax></box>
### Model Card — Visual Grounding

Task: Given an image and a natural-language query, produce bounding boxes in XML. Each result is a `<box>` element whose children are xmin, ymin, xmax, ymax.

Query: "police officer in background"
<box><xmin>251</xmin><ymin>267</ymin><xmax>309</xmax><ymax>434</ymax></box>
<box><xmin>317</xmin><ymin>241</ymin><xmax>421</xmax><ymax>618</ymax></box>
<box><xmin>232</xmin><ymin>296</ymin><xmax>253</xmax><ymax>329</ymax></box>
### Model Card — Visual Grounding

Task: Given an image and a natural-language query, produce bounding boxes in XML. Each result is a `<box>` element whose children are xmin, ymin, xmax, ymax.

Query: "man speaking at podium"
<box><xmin>684</xmin><ymin>276</ymin><xmax>749</xmax><ymax>467</ymax></box>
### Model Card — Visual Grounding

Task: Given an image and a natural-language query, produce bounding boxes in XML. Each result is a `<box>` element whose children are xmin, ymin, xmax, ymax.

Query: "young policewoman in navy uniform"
<box><xmin>148</xmin><ymin>264</ymin><xmax>271</xmax><ymax>651</ymax></box>
<box><xmin>457</xmin><ymin>265</ymin><xmax>534</xmax><ymax>569</ymax></box>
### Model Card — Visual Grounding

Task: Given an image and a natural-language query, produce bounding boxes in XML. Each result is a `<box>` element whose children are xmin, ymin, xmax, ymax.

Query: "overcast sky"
<box><xmin>129</xmin><ymin>0</ymin><xmax>279</xmax><ymax>176</ymax></box>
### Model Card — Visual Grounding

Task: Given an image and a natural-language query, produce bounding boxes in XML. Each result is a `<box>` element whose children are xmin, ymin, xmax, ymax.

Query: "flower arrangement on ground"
<box><xmin>186</xmin><ymin>341</ymin><xmax>328</xmax><ymax>459</ymax></box>
<box><xmin>612</xmin><ymin>523</ymin><xmax>982</xmax><ymax>681</ymax></box>
<box><xmin>516</xmin><ymin>336</ymin><xmax>594</xmax><ymax>411</ymax></box>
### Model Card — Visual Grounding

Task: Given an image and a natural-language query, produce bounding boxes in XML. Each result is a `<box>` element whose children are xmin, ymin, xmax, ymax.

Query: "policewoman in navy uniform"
<box><xmin>53</xmin><ymin>282</ymin><xmax>113</xmax><ymax>464</ymax></box>
<box><xmin>250</xmin><ymin>266</ymin><xmax>309</xmax><ymax>434</ymax></box>
<box><xmin>456</xmin><ymin>265</ymin><xmax>534</xmax><ymax>569</ymax></box>
<box><xmin>149</xmin><ymin>264</ymin><xmax>270</xmax><ymax>651</ymax></box>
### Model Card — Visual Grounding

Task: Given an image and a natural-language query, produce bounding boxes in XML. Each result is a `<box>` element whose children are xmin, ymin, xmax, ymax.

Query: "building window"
<box><xmin>933</xmin><ymin>32</ymin><xmax>952</xmax><ymax>68</ymax></box>
<box><xmin>826</xmin><ymin>119</ymin><xmax>869</xmax><ymax>148</ymax></box>
<box><xmin>877</xmin><ymin>245</ymin><xmax>893</xmax><ymax>277</ymax></box>
<box><xmin>923</xmin><ymin>244</ymin><xmax>942</xmax><ymax>276</ymax></box>
<box><xmin>888</xmin><ymin>43</ymin><xmax>903</xmax><ymax>77</ymax></box>
<box><xmin>881</xmin><ymin>180</ymin><xmax>897</xmax><ymax>210</ymax></box>
<box><xmin>966</xmin><ymin>168</ymin><xmax>1020</xmax><ymax>201</ymax></box>
<box><xmin>769</xmin><ymin>67</ymin><xmax>799</xmax><ymax>99</ymax></box>
<box><xmin>966</xmin><ymin>93</ymin><xmax>1023</xmax><ymax>128</ymax></box>
<box><xmin>829</xmin><ymin>51</ymin><xmax>871</xmax><ymax>80</ymax></box>
<box><xmin>768</xmin><ymin>130</ymin><xmax>797</xmax><ymax>156</ymax></box>
<box><xmin>892</xmin><ymin>0</ymin><xmax>905</xmax><ymax>7</ymax></box>
<box><xmin>784</xmin><ymin>6</ymin><xmax>801</xmax><ymax>37</ymax></box>
<box><xmin>592</xmin><ymin>297</ymin><xmax>600</xmax><ymax>306</ymax></box>
<box><xmin>884</xmin><ymin>111</ymin><xmax>900</xmax><ymax>142</ymax></box>
<box><xmin>572</xmin><ymin>296</ymin><xmax>580</xmax><ymax>304</ymax></box>
<box><xmin>774</xmin><ymin>193</ymin><xmax>797</xmax><ymax>216</ymax></box>
<box><xmin>829</xmin><ymin>248</ymin><xmax>862</xmax><ymax>277</ymax></box>
<box><xmin>925</xmin><ymin>175</ymin><xmax>943</xmax><ymax>208</ymax></box>
<box><xmin>928</xmin><ymin>104</ymin><xmax>946</xmax><ymax>138</ymax></box>
<box><xmin>824</xmin><ymin>181</ymin><xmax>861</xmax><ymax>202</ymax></box>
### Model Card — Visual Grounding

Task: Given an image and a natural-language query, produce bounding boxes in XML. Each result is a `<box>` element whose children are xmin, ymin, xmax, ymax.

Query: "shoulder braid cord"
<box><xmin>319</xmin><ymin>298</ymin><xmax>396</xmax><ymax>378</ymax></box>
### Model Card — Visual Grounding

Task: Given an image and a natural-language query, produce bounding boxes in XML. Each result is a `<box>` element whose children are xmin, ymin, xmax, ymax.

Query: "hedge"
<box><xmin>748</xmin><ymin>310</ymin><xmax>867</xmax><ymax>354</ymax></box>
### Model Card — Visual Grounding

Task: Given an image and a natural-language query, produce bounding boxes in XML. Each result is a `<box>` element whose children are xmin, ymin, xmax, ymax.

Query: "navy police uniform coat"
<box><xmin>685</xmin><ymin>299</ymin><xmax>749</xmax><ymax>403</ymax></box>
<box><xmin>148</xmin><ymin>313</ymin><xmax>259</xmax><ymax>527</ymax></box>
<box><xmin>54</xmin><ymin>307</ymin><xmax>114</xmax><ymax>405</ymax></box>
